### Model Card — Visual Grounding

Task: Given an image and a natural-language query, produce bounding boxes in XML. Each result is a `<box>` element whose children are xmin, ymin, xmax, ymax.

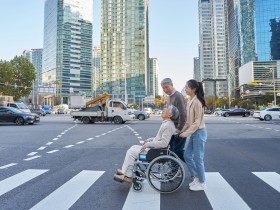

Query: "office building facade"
<box><xmin>148</xmin><ymin>58</ymin><xmax>159</xmax><ymax>97</ymax></box>
<box><xmin>227</xmin><ymin>0</ymin><xmax>280</xmax><ymax>97</ymax></box>
<box><xmin>100</xmin><ymin>0</ymin><xmax>149</xmax><ymax>104</ymax></box>
<box><xmin>31</xmin><ymin>49</ymin><xmax>43</xmax><ymax>85</ymax></box>
<box><xmin>92</xmin><ymin>47</ymin><xmax>101</xmax><ymax>97</ymax></box>
<box><xmin>198</xmin><ymin>0</ymin><xmax>228</xmax><ymax>98</ymax></box>
<box><xmin>43</xmin><ymin>0</ymin><xmax>93</xmax><ymax>104</ymax></box>
<box><xmin>193</xmin><ymin>57</ymin><xmax>201</xmax><ymax>81</ymax></box>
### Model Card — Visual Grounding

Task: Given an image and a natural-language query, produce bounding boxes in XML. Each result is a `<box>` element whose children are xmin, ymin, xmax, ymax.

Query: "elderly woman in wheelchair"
<box><xmin>113</xmin><ymin>105</ymin><xmax>185</xmax><ymax>193</ymax></box>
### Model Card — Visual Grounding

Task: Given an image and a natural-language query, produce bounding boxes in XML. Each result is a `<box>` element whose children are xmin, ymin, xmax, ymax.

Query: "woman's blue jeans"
<box><xmin>184</xmin><ymin>128</ymin><xmax>207</xmax><ymax>182</ymax></box>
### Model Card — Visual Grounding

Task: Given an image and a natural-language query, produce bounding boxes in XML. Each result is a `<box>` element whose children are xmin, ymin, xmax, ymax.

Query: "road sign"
<box><xmin>277</xmin><ymin>93</ymin><xmax>280</xmax><ymax>97</ymax></box>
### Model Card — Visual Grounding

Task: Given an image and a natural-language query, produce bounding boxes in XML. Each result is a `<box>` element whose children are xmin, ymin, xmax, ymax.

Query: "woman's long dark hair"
<box><xmin>187</xmin><ymin>79</ymin><xmax>206</xmax><ymax>107</ymax></box>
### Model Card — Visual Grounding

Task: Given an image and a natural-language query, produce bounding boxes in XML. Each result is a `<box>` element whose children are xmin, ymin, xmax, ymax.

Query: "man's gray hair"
<box><xmin>161</xmin><ymin>78</ymin><xmax>173</xmax><ymax>86</ymax></box>
<box><xmin>167</xmin><ymin>105</ymin><xmax>179</xmax><ymax>121</ymax></box>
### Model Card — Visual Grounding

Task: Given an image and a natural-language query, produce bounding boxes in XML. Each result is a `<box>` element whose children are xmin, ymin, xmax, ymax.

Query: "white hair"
<box><xmin>167</xmin><ymin>105</ymin><xmax>179</xmax><ymax>121</ymax></box>
<box><xmin>161</xmin><ymin>78</ymin><xmax>173</xmax><ymax>86</ymax></box>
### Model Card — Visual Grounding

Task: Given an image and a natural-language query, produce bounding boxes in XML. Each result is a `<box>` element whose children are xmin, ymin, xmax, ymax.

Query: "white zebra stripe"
<box><xmin>30</xmin><ymin>170</ymin><xmax>104</xmax><ymax>210</ymax></box>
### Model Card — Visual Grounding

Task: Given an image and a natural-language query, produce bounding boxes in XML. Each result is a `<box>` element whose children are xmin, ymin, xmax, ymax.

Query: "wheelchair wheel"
<box><xmin>146</xmin><ymin>155</ymin><xmax>185</xmax><ymax>193</ymax></box>
<box><xmin>133</xmin><ymin>180</ymin><xmax>143</xmax><ymax>192</ymax></box>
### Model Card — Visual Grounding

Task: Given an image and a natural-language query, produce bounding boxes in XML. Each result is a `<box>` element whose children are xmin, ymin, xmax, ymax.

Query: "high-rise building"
<box><xmin>198</xmin><ymin>0</ymin><xmax>228</xmax><ymax>98</ymax></box>
<box><xmin>100</xmin><ymin>0</ymin><xmax>149</xmax><ymax>104</ymax></box>
<box><xmin>92</xmin><ymin>47</ymin><xmax>101</xmax><ymax>97</ymax></box>
<box><xmin>31</xmin><ymin>49</ymin><xmax>43</xmax><ymax>85</ymax></box>
<box><xmin>227</xmin><ymin>0</ymin><xmax>280</xmax><ymax>98</ymax></box>
<box><xmin>193</xmin><ymin>57</ymin><xmax>201</xmax><ymax>81</ymax></box>
<box><xmin>22</xmin><ymin>49</ymin><xmax>43</xmax><ymax>83</ymax></box>
<box><xmin>42</xmin><ymin>0</ymin><xmax>93</xmax><ymax>104</ymax></box>
<box><xmin>22</xmin><ymin>50</ymin><xmax>31</xmax><ymax>61</ymax></box>
<box><xmin>148</xmin><ymin>58</ymin><xmax>159</xmax><ymax>97</ymax></box>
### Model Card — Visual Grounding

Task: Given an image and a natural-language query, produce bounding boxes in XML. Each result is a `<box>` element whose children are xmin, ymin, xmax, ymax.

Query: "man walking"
<box><xmin>161</xmin><ymin>78</ymin><xmax>187</xmax><ymax>161</ymax></box>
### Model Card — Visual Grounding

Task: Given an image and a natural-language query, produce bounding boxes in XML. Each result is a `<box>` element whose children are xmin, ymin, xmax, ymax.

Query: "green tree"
<box><xmin>10</xmin><ymin>56</ymin><xmax>36</xmax><ymax>100</ymax></box>
<box><xmin>0</xmin><ymin>60</ymin><xmax>13</xmax><ymax>95</ymax></box>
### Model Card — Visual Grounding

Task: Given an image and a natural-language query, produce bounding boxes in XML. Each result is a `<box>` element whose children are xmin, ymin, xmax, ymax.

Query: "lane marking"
<box><xmin>253</xmin><ymin>172</ymin><xmax>280</xmax><ymax>193</ymax></box>
<box><xmin>52</xmin><ymin>138</ymin><xmax>59</xmax><ymax>141</ymax></box>
<box><xmin>95</xmin><ymin>135</ymin><xmax>100</xmax><ymax>138</ymax></box>
<box><xmin>37</xmin><ymin>146</ymin><xmax>46</xmax><ymax>151</ymax></box>
<box><xmin>76</xmin><ymin>141</ymin><xmax>85</xmax><ymax>144</ymax></box>
<box><xmin>205</xmin><ymin>172</ymin><xmax>251</xmax><ymax>210</ymax></box>
<box><xmin>0</xmin><ymin>163</ymin><xmax>18</xmax><ymax>169</ymax></box>
<box><xmin>27</xmin><ymin>152</ymin><xmax>38</xmax><ymax>156</ymax></box>
<box><xmin>64</xmin><ymin>145</ymin><xmax>74</xmax><ymax>148</ymax></box>
<box><xmin>86</xmin><ymin>138</ymin><xmax>94</xmax><ymax>141</ymax></box>
<box><xmin>122</xmin><ymin>180</ymin><xmax>160</xmax><ymax>210</ymax></box>
<box><xmin>46</xmin><ymin>142</ymin><xmax>53</xmax><ymax>146</ymax></box>
<box><xmin>30</xmin><ymin>170</ymin><xmax>104</xmax><ymax>210</ymax></box>
<box><xmin>47</xmin><ymin>150</ymin><xmax>59</xmax><ymax>154</ymax></box>
<box><xmin>57</xmin><ymin>135</ymin><xmax>62</xmax><ymax>137</ymax></box>
<box><xmin>24</xmin><ymin>156</ymin><xmax>41</xmax><ymax>161</ymax></box>
<box><xmin>0</xmin><ymin>169</ymin><xmax>48</xmax><ymax>196</ymax></box>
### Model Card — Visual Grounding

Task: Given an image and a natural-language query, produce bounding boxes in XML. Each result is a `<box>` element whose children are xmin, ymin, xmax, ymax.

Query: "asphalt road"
<box><xmin>0</xmin><ymin>114</ymin><xmax>279</xmax><ymax>210</ymax></box>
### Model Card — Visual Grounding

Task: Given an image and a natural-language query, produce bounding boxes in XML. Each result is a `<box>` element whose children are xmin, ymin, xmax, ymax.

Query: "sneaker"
<box><xmin>189</xmin><ymin>177</ymin><xmax>199</xmax><ymax>187</ymax></box>
<box><xmin>113</xmin><ymin>174</ymin><xmax>132</xmax><ymax>183</ymax></box>
<box><xmin>116</xmin><ymin>169</ymin><xmax>124</xmax><ymax>175</ymax></box>
<box><xmin>189</xmin><ymin>181</ymin><xmax>206</xmax><ymax>191</ymax></box>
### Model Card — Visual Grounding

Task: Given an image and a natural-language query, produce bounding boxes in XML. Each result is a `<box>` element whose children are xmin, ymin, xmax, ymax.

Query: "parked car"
<box><xmin>254</xmin><ymin>107</ymin><xmax>280</xmax><ymax>121</ymax></box>
<box><xmin>4</xmin><ymin>102</ymin><xmax>31</xmax><ymax>113</ymax></box>
<box><xmin>222</xmin><ymin>108</ymin><xmax>250</xmax><ymax>117</ymax></box>
<box><xmin>0</xmin><ymin>107</ymin><xmax>40</xmax><ymax>125</ymax></box>
<box><xmin>204</xmin><ymin>109</ymin><xmax>212</xmax><ymax>114</ymax></box>
<box><xmin>152</xmin><ymin>109</ymin><xmax>162</xmax><ymax>115</ymax></box>
<box><xmin>214</xmin><ymin>109</ymin><xmax>230</xmax><ymax>116</ymax></box>
<box><xmin>144</xmin><ymin>108</ymin><xmax>152</xmax><ymax>116</ymax></box>
<box><xmin>31</xmin><ymin>108</ymin><xmax>46</xmax><ymax>116</ymax></box>
<box><xmin>133</xmin><ymin>109</ymin><xmax>149</xmax><ymax>120</ymax></box>
<box><xmin>56</xmin><ymin>108</ymin><xmax>66</xmax><ymax>114</ymax></box>
<box><xmin>42</xmin><ymin>104</ymin><xmax>51</xmax><ymax>114</ymax></box>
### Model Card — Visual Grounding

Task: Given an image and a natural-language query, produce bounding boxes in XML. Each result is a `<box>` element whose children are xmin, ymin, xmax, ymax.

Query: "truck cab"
<box><xmin>107</xmin><ymin>100</ymin><xmax>134</xmax><ymax>123</ymax></box>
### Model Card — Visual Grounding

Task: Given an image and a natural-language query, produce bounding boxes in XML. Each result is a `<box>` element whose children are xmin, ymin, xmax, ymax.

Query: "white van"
<box><xmin>4</xmin><ymin>102</ymin><xmax>31</xmax><ymax>113</ymax></box>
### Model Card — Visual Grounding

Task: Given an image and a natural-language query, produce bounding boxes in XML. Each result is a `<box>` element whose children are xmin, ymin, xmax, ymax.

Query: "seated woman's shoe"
<box><xmin>116</xmin><ymin>169</ymin><xmax>124</xmax><ymax>175</ymax></box>
<box><xmin>113</xmin><ymin>174</ymin><xmax>132</xmax><ymax>183</ymax></box>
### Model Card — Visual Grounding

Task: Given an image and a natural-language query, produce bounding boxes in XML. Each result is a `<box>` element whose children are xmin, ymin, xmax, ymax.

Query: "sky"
<box><xmin>0</xmin><ymin>0</ymin><xmax>199</xmax><ymax>94</ymax></box>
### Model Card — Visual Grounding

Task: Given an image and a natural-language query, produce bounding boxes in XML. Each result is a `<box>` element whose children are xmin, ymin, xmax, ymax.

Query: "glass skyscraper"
<box><xmin>100</xmin><ymin>0</ymin><xmax>149</xmax><ymax>104</ymax></box>
<box><xmin>255</xmin><ymin>0</ymin><xmax>280</xmax><ymax>61</ymax></box>
<box><xmin>31</xmin><ymin>49</ymin><xmax>43</xmax><ymax>85</ymax></box>
<box><xmin>227</xmin><ymin>0</ymin><xmax>280</xmax><ymax>97</ymax></box>
<box><xmin>43</xmin><ymin>0</ymin><xmax>93</xmax><ymax>104</ymax></box>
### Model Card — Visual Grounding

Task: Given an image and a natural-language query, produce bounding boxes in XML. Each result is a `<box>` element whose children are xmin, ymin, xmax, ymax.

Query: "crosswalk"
<box><xmin>0</xmin><ymin>169</ymin><xmax>279</xmax><ymax>209</ymax></box>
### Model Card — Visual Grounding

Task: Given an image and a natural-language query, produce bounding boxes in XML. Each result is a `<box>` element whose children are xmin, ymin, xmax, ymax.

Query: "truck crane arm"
<box><xmin>85</xmin><ymin>93</ymin><xmax>109</xmax><ymax>107</ymax></box>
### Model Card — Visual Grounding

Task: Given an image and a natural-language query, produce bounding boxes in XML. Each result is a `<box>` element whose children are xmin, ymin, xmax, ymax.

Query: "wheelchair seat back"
<box><xmin>139</xmin><ymin>148</ymin><xmax>168</xmax><ymax>162</ymax></box>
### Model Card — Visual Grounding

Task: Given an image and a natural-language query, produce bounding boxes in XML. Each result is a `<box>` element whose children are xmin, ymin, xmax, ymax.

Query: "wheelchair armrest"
<box><xmin>139</xmin><ymin>148</ymin><xmax>168</xmax><ymax>162</ymax></box>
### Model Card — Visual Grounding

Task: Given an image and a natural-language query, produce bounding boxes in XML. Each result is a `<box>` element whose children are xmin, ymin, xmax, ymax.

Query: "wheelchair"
<box><xmin>129</xmin><ymin>147</ymin><xmax>185</xmax><ymax>193</ymax></box>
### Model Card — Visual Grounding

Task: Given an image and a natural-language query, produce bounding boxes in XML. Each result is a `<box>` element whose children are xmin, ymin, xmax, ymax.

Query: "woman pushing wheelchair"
<box><xmin>113</xmin><ymin>105</ymin><xmax>179</xmax><ymax>183</ymax></box>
